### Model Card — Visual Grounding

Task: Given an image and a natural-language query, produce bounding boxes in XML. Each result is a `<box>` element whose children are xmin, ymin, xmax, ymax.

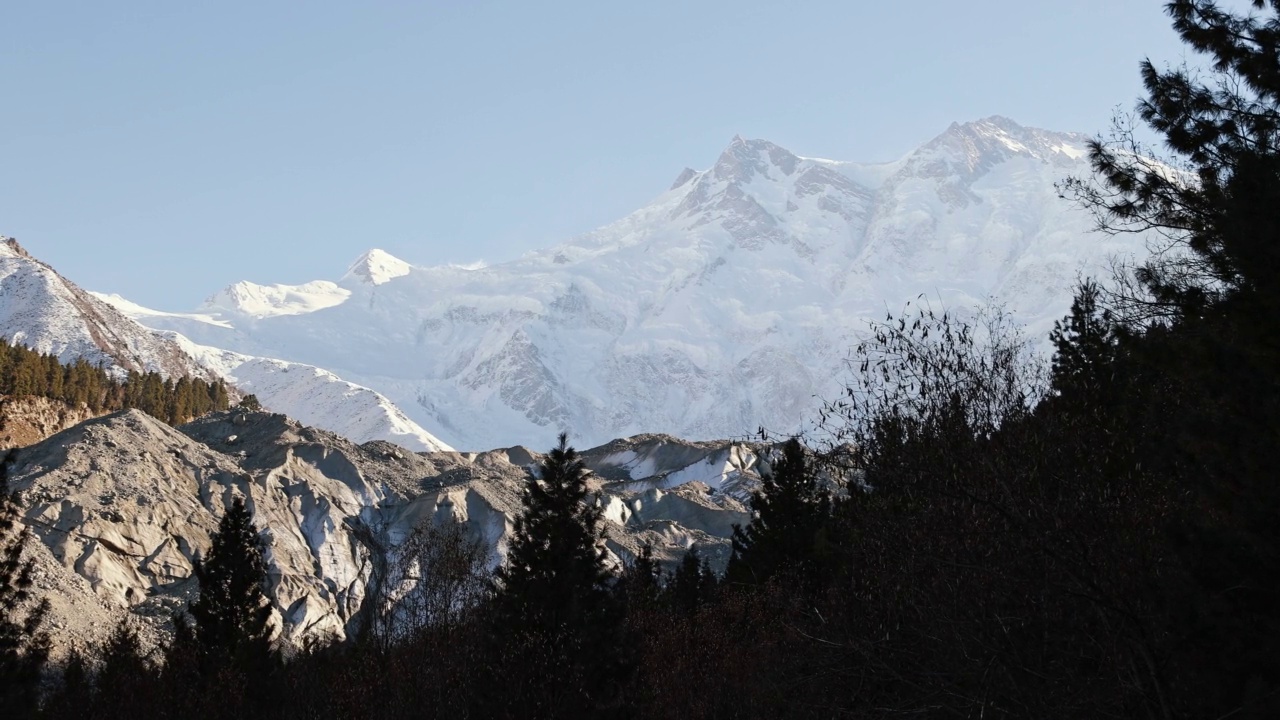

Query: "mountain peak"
<box><xmin>712</xmin><ymin>136</ymin><xmax>799</xmax><ymax>183</ymax></box>
<box><xmin>914</xmin><ymin>116</ymin><xmax>1087</xmax><ymax>175</ymax></box>
<box><xmin>201</xmin><ymin>279</ymin><xmax>351</xmax><ymax>318</ymax></box>
<box><xmin>0</xmin><ymin>236</ymin><xmax>32</xmax><ymax>260</ymax></box>
<box><xmin>671</xmin><ymin>167</ymin><xmax>699</xmax><ymax>190</ymax></box>
<box><xmin>344</xmin><ymin>248</ymin><xmax>413</xmax><ymax>285</ymax></box>
<box><xmin>0</xmin><ymin>237</ymin><xmax>214</xmax><ymax>379</ymax></box>
<box><xmin>971</xmin><ymin>115</ymin><xmax>1023</xmax><ymax>131</ymax></box>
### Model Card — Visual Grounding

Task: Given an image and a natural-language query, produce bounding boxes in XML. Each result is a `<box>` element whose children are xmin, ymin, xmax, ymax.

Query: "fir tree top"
<box><xmin>496</xmin><ymin>433</ymin><xmax>612</xmax><ymax>637</ymax></box>
<box><xmin>189</xmin><ymin>496</ymin><xmax>273</xmax><ymax>665</ymax></box>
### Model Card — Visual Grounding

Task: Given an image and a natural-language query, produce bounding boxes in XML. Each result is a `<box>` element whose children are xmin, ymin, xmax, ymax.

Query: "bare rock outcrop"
<box><xmin>0</xmin><ymin>395</ymin><xmax>102</xmax><ymax>450</ymax></box>
<box><xmin>6</xmin><ymin>409</ymin><xmax>765</xmax><ymax>658</ymax></box>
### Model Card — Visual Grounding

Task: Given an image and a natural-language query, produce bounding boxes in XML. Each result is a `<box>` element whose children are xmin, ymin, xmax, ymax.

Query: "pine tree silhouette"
<box><xmin>43</xmin><ymin>650</ymin><xmax>92</xmax><ymax>720</ymax></box>
<box><xmin>189</xmin><ymin>497</ymin><xmax>273</xmax><ymax>668</ymax></box>
<box><xmin>497</xmin><ymin>433</ymin><xmax>612</xmax><ymax>636</ymax></box>
<box><xmin>1049</xmin><ymin>280</ymin><xmax>1119</xmax><ymax>399</ymax></box>
<box><xmin>91</xmin><ymin>621</ymin><xmax>155</xmax><ymax>720</ymax></box>
<box><xmin>492</xmin><ymin>433</ymin><xmax>624</xmax><ymax>713</ymax></box>
<box><xmin>728</xmin><ymin>437</ymin><xmax>831</xmax><ymax>584</ymax></box>
<box><xmin>618</xmin><ymin>542</ymin><xmax>661</xmax><ymax>606</ymax></box>
<box><xmin>668</xmin><ymin>547</ymin><xmax>715</xmax><ymax>615</ymax></box>
<box><xmin>0</xmin><ymin>457</ymin><xmax>48</xmax><ymax>717</ymax></box>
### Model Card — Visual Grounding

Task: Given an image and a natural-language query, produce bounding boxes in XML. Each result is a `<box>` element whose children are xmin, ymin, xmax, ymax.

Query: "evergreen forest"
<box><xmin>0</xmin><ymin>338</ymin><xmax>231</xmax><ymax>426</ymax></box>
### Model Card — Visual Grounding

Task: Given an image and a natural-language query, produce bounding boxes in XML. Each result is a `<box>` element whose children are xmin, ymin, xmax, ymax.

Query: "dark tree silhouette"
<box><xmin>495</xmin><ymin>433</ymin><xmax>612</xmax><ymax>637</ymax></box>
<box><xmin>0</xmin><ymin>458</ymin><xmax>47</xmax><ymax>718</ymax></box>
<box><xmin>236</xmin><ymin>394</ymin><xmax>263</xmax><ymax>413</ymax></box>
<box><xmin>616</xmin><ymin>541</ymin><xmax>661</xmax><ymax>608</ymax></box>
<box><xmin>1062</xmin><ymin>0</ymin><xmax>1280</xmax><ymax>321</ymax></box>
<box><xmin>190</xmin><ymin>497</ymin><xmax>273</xmax><ymax>668</ymax></box>
<box><xmin>667</xmin><ymin>547</ymin><xmax>715</xmax><ymax>615</ymax></box>
<box><xmin>90</xmin><ymin>622</ymin><xmax>156</xmax><ymax>720</ymax></box>
<box><xmin>491</xmin><ymin>433</ymin><xmax>624</xmax><ymax>715</ymax></box>
<box><xmin>728</xmin><ymin>437</ymin><xmax>830</xmax><ymax>584</ymax></box>
<box><xmin>1049</xmin><ymin>279</ymin><xmax>1120</xmax><ymax>397</ymax></box>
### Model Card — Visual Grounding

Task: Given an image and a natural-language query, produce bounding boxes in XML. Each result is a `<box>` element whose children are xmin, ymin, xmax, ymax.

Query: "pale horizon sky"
<box><xmin>1</xmin><ymin>1</ymin><xmax>1209</xmax><ymax>308</ymax></box>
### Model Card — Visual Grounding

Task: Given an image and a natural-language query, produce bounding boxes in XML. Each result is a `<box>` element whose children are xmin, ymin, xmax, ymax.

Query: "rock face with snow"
<box><xmin>169</xmin><ymin>335</ymin><xmax>453</xmax><ymax>452</ymax></box>
<box><xmin>0</xmin><ymin>239</ymin><xmax>450</xmax><ymax>451</ymax></box>
<box><xmin>6</xmin><ymin>409</ymin><xmax>760</xmax><ymax>656</ymax></box>
<box><xmin>0</xmin><ymin>238</ymin><xmax>213</xmax><ymax>379</ymax></box>
<box><xmin>106</xmin><ymin>117</ymin><xmax>1148</xmax><ymax>450</ymax></box>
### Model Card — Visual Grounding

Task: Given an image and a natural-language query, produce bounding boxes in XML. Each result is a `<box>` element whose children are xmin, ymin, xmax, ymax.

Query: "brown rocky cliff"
<box><xmin>0</xmin><ymin>395</ymin><xmax>101</xmax><ymax>449</ymax></box>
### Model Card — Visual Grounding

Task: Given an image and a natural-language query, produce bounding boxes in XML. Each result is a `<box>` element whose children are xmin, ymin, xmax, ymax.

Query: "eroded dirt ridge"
<box><xmin>5</xmin><ymin>409</ymin><xmax>761</xmax><ymax>656</ymax></box>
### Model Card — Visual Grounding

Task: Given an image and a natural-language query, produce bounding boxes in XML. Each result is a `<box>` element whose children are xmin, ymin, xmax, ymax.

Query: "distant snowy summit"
<box><xmin>344</xmin><ymin>248</ymin><xmax>413</xmax><ymax>285</ymax></box>
<box><xmin>201</xmin><ymin>280</ymin><xmax>351</xmax><ymax>319</ymax></box>
<box><xmin>190</xmin><ymin>249</ymin><xmax>415</xmax><ymax>321</ymax></box>
<box><xmin>0</xmin><ymin>236</ymin><xmax>451</xmax><ymax>452</ymax></box>
<box><xmin>88</xmin><ymin>117</ymin><xmax>1144</xmax><ymax>451</ymax></box>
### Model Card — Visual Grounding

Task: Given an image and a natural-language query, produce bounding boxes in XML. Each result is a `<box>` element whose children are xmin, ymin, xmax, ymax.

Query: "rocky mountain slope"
<box><xmin>0</xmin><ymin>395</ymin><xmax>100</xmax><ymax>450</ymax></box>
<box><xmin>0</xmin><ymin>238</ymin><xmax>450</xmax><ymax>451</ymax></box>
<box><xmin>0</xmin><ymin>238</ymin><xmax>211</xmax><ymax>379</ymax></box>
<box><xmin>106</xmin><ymin>117</ymin><xmax>1150</xmax><ymax>450</ymax></box>
<box><xmin>6</xmin><ymin>409</ymin><xmax>760</xmax><ymax>657</ymax></box>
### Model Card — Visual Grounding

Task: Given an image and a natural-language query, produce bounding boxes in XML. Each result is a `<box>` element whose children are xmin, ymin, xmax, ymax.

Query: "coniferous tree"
<box><xmin>211</xmin><ymin>380</ymin><xmax>230</xmax><ymax>411</ymax></box>
<box><xmin>1064</xmin><ymin>1</ymin><xmax>1280</xmax><ymax>319</ymax></box>
<box><xmin>0</xmin><ymin>459</ymin><xmax>48</xmax><ymax>718</ymax></box>
<box><xmin>492</xmin><ymin>433</ymin><xmax>623</xmax><ymax>714</ymax></box>
<box><xmin>158</xmin><ymin>614</ymin><xmax>207</xmax><ymax>717</ymax></box>
<box><xmin>1058</xmin><ymin>4</ymin><xmax>1280</xmax><ymax>714</ymax></box>
<box><xmin>43</xmin><ymin>650</ymin><xmax>92</xmax><ymax>720</ymax></box>
<box><xmin>90</xmin><ymin>622</ymin><xmax>155</xmax><ymax>720</ymax></box>
<box><xmin>616</xmin><ymin>542</ymin><xmax>661</xmax><ymax>608</ymax></box>
<box><xmin>496</xmin><ymin>433</ymin><xmax>613</xmax><ymax>636</ymax></box>
<box><xmin>668</xmin><ymin>547</ymin><xmax>715</xmax><ymax>615</ymax></box>
<box><xmin>1049</xmin><ymin>279</ymin><xmax>1119</xmax><ymax>398</ymax></box>
<box><xmin>728</xmin><ymin>438</ymin><xmax>831</xmax><ymax>584</ymax></box>
<box><xmin>0</xmin><ymin>336</ymin><xmax>228</xmax><ymax>424</ymax></box>
<box><xmin>189</xmin><ymin>497</ymin><xmax>273</xmax><ymax>669</ymax></box>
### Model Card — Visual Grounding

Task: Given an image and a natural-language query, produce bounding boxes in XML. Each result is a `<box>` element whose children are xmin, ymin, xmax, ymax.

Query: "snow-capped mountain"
<box><xmin>0</xmin><ymin>238</ymin><xmax>451</xmax><ymax>451</ymax></box>
<box><xmin>170</xmin><ymin>334</ymin><xmax>452</xmax><ymax>452</ymax></box>
<box><xmin>0</xmin><ymin>237</ymin><xmax>212</xmax><ymax>379</ymax></box>
<box><xmin>109</xmin><ymin>117</ymin><xmax>1144</xmax><ymax>450</ymax></box>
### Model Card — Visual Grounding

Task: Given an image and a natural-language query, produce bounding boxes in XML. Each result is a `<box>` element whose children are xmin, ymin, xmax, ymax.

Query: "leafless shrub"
<box><xmin>367</xmin><ymin>520</ymin><xmax>490</xmax><ymax>651</ymax></box>
<box><xmin>812</xmin><ymin>298</ymin><xmax>1045</xmax><ymax>483</ymax></box>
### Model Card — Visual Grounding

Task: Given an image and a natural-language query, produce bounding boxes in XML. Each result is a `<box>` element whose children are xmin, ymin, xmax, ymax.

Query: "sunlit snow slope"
<box><xmin>109</xmin><ymin>117</ymin><xmax>1148</xmax><ymax>450</ymax></box>
<box><xmin>0</xmin><ymin>238</ymin><xmax>212</xmax><ymax>379</ymax></box>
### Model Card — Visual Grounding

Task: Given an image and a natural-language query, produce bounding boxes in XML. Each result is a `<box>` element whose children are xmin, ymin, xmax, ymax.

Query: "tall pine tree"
<box><xmin>668</xmin><ymin>547</ymin><xmax>716</xmax><ymax>615</ymax></box>
<box><xmin>1049</xmin><ymin>280</ymin><xmax>1119</xmax><ymax>398</ymax></box>
<box><xmin>1060</xmin><ymin>3</ymin><xmax>1280</xmax><ymax>714</ymax></box>
<box><xmin>492</xmin><ymin>433</ymin><xmax>624</xmax><ymax>714</ymax></box>
<box><xmin>0</xmin><ymin>457</ymin><xmax>48</xmax><ymax>718</ymax></box>
<box><xmin>189</xmin><ymin>497</ymin><xmax>273</xmax><ymax>669</ymax></box>
<box><xmin>496</xmin><ymin>434</ymin><xmax>612</xmax><ymax>634</ymax></box>
<box><xmin>728</xmin><ymin>438</ymin><xmax>831</xmax><ymax>584</ymax></box>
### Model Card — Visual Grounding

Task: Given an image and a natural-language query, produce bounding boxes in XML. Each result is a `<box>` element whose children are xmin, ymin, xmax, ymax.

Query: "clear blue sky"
<box><xmin>2</xmin><ymin>1</ymin><xmax>1200</xmax><ymax>309</ymax></box>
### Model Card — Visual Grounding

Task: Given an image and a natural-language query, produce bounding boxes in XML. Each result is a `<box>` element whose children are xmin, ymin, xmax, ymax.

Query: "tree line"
<box><xmin>3</xmin><ymin>1</ymin><xmax>1280</xmax><ymax>717</ymax></box>
<box><xmin>0</xmin><ymin>337</ymin><xmax>231</xmax><ymax>426</ymax></box>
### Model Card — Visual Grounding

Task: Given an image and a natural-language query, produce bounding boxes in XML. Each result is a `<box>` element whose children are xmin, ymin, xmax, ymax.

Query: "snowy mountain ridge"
<box><xmin>0</xmin><ymin>237</ymin><xmax>213</xmax><ymax>379</ymax></box>
<box><xmin>105</xmin><ymin>116</ymin><xmax>1147</xmax><ymax>451</ymax></box>
<box><xmin>0</xmin><ymin>240</ymin><xmax>451</xmax><ymax>451</ymax></box>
